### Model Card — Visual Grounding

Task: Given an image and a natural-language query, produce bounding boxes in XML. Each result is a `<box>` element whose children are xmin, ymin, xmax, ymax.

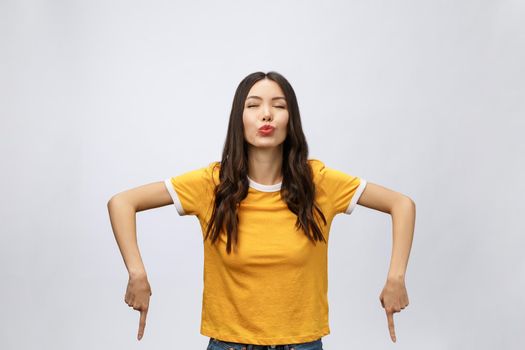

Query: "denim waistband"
<box><xmin>208</xmin><ymin>336</ymin><xmax>323</xmax><ymax>350</ymax></box>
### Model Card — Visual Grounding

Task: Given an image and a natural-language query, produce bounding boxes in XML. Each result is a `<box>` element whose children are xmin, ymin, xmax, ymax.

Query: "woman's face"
<box><xmin>242</xmin><ymin>78</ymin><xmax>289</xmax><ymax>149</ymax></box>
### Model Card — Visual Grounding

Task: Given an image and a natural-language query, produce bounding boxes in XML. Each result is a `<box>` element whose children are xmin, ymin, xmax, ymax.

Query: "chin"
<box><xmin>258</xmin><ymin>141</ymin><xmax>285</xmax><ymax>148</ymax></box>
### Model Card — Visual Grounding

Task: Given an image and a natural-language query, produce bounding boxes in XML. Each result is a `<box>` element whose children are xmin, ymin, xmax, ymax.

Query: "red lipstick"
<box><xmin>258</xmin><ymin>125</ymin><xmax>275</xmax><ymax>136</ymax></box>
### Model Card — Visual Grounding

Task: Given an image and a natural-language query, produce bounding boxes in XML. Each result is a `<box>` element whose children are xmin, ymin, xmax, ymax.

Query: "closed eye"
<box><xmin>246</xmin><ymin>105</ymin><xmax>286</xmax><ymax>109</ymax></box>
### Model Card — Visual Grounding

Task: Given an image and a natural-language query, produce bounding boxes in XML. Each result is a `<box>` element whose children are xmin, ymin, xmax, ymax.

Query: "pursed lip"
<box><xmin>258</xmin><ymin>125</ymin><xmax>275</xmax><ymax>131</ymax></box>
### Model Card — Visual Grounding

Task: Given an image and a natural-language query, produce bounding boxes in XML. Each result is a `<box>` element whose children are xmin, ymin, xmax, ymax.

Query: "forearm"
<box><xmin>386</xmin><ymin>197</ymin><xmax>416</xmax><ymax>282</ymax></box>
<box><xmin>107</xmin><ymin>195</ymin><xmax>147</xmax><ymax>278</ymax></box>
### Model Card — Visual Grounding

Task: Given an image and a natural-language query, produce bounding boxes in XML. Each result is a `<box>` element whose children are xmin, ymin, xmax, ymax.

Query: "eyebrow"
<box><xmin>246</xmin><ymin>96</ymin><xmax>286</xmax><ymax>101</ymax></box>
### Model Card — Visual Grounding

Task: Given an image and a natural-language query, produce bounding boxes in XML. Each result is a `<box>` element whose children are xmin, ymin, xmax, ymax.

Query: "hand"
<box><xmin>124</xmin><ymin>274</ymin><xmax>153</xmax><ymax>341</ymax></box>
<box><xmin>379</xmin><ymin>277</ymin><xmax>409</xmax><ymax>343</ymax></box>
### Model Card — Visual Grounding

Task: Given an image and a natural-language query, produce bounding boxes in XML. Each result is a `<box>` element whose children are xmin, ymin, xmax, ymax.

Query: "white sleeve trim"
<box><xmin>345</xmin><ymin>178</ymin><xmax>367</xmax><ymax>215</ymax></box>
<box><xmin>164</xmin><ymin>178</ymin><xmax>185</xmax><ymax>216</ymax></box>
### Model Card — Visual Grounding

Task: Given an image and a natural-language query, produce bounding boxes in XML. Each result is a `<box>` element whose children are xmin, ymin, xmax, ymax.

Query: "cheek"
<box><xmin>242</xmin><ymin>115</ymin><xmax>250</xmax><ymax>132</ymax></box>
<box><xmin>281</xmin><ymin>116</ymin><xmax>289</xmax><ymax>136</ymax></box>
<box><xmin>244</xmin><ymin>115</ymin><xmax>261</xmax><ymax>133</ymax></box>
<box><xmin>242</xmin><ymin>115</ymin><xmax>256</xmax><ymax>139</ymax></box>
<box><xmin>277</xmin><ymin>117</ymin><xmax>288</xmax><ymax>137</ymax></box>
<box><xmin>279</xmin><ymin>114</ymin><xmax>289</xmax><ymax>128</ymax></box>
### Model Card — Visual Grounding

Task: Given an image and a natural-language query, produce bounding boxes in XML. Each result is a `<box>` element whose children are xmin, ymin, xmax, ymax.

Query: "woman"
<box><xmin>107</xmin><ymin>71</ymin><xmax>415</xmax><ymax>349</ymax></box>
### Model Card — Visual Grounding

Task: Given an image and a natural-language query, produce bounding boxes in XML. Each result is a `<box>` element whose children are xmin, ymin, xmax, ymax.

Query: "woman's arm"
<box><xmin>357</xmin><ymin>182</ymin><xmax>416</xmax><ymax>343</ymax></box>
<box><xmin>386</xmin><ymin>197</ymin><xmax>416</xmax><ymax>281</ymax></box>
<box><xmin>107</xmin><ymin>181</ymin><xmax>174</xmax><ymax>276</ymax></box>
<box><xmin>107</xmin><ymin>181</ymin><xmax>175</xmax><ymax>340</ymax></box>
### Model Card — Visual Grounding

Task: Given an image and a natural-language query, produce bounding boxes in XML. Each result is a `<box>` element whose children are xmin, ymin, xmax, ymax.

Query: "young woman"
<box><xmin>107</xmin><ymin>71</ymin><xmax>415</xmax><ymax>350</ymax></box>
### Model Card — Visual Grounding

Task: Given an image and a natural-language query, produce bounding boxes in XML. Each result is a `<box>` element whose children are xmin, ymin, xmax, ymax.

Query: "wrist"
<box><xmin>129</xmin><ymin>268</ymin><xmax>147</xmax><ymax>279</ymax></box>
<box><xmin>387</xmin><ymin>273</ymin><xmax>405</xmax><ymax>283</ymax></box>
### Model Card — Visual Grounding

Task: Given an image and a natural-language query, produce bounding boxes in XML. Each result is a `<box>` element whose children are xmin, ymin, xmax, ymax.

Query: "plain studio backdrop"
<box><xmin>1</xmin><ymin>0</ymin><xmax>523</xmax><ymax>349</ymax></box>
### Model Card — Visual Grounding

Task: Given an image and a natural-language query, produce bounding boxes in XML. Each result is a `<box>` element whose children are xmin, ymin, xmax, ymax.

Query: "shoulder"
<box><xmin>206</xmin><ymin>161</ymin><xmax>221</xmax><ymax>185</ymax></box>
<box><xmin>307</xmin><ymin>158</ymin><xmax>327</xmax><ymax>177</ymax></box>
<box><xmin>307</xmin><ymin>158</ymin><xmax>359</xmax><ymax>184</ymax></box>
<box><xmin>207</xmin><ymin>160</ymin><xmax>221</xmax><ymax>173</ymax></box>
<box><xmin>307</xmin><ymin>158</ymin><xmax>325</xmax><ymax>171</ymax></box>
<box><xmin>172</xmin><ymin>161</ymin><xmax>220</xmax><ymax>184</ymax></box>
<box><xmin>307</xmin><ymin>159</ymin><xmax>329</xmax><ymax>186</ymax></box>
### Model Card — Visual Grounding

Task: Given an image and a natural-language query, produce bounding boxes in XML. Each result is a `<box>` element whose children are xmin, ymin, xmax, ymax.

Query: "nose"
<box><xmin>262</xmin><ymin>104</ymin><xmax>272</xmax><ymax>121</ymax></box>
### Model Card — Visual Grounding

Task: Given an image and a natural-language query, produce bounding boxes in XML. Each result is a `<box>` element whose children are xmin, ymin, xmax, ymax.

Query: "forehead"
<box><xmin>246</xmin><ymin>79</ymin><xmax>285</xmax><ymax>98</ymax></box>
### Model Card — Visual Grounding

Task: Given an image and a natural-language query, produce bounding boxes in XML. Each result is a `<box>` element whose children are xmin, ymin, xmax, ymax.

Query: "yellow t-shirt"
<box><xmin>164</xmin><ymin>159</ymin><xmax>367</xmax><ymax>345</ymax></box>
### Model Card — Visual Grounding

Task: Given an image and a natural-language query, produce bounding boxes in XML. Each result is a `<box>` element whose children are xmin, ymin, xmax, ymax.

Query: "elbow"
<box><xmin>391</xmin><ymin>195</ymin><xmax>415</xmax><ymax>214</ymax></box>
<box><xmin>107</xmin><ymin>194</ymin><xmax>117</xmax><ymax>207</ymax></box>
<box><xmin>107</xmin><ymin>196</ymin><xmax>116</xmax><ymax>211</ymax></box>
<box><xmin>107</xmin><ymin>194</ymin><xmax>124</xmax><ymax>209</ymax></box>
<box><xmin>403</xmin><ymin>196</ymin><xmax>416</xmax><ymax>210</ymax></box>
<box><xmin>107</xmin><ymin>193</ymin><xmax>137</xmax><ymax>212</ymax></box>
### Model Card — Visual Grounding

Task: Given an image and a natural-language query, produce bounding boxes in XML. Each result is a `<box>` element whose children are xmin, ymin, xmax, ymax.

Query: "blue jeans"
<box><xmin>207</xmin><ymin>337</ymin><xmax>323</xmax><ymax>350</ymax></box>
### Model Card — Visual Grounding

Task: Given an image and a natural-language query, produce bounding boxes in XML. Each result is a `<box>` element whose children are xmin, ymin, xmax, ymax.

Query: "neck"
<box><xmin>246</xmin><ymin>145</ymin><xmax>283</xmax><ymax>185</ymax></box>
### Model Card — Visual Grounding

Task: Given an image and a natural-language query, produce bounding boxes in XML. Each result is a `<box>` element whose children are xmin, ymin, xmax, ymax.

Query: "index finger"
<box><xmin>386</xmin><ymin>310</ymin><xmax>396</xmax><ymax>342</ymax></box>
<box><xmin>138</xmin><ymin>308</ymin><xmax>148</xmax><ymax>341</ymax></box>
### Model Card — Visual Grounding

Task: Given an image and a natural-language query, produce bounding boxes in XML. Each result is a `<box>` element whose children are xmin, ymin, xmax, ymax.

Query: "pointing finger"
<box><xmin>138</xmin><ymin>308</ymin><xmax>148</xmax><ymax>341</ymax></box>
<box><xmin>386</xmin><ymin>309</ymin><xmax>396</xmax><ymax>342</ymax></box>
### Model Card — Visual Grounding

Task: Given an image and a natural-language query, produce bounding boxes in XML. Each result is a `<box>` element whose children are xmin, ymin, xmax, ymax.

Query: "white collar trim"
<box><xmin>247</xmin><ymin>176</ymin><xmax>282</xmax><ymax>192</ymax></box>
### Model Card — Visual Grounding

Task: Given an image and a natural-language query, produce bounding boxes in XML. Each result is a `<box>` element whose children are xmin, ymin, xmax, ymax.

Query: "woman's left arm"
<box><xmin>357</xmin><ymin>182</ymin><xmax>416</xmax><ymax>343</ymax></box>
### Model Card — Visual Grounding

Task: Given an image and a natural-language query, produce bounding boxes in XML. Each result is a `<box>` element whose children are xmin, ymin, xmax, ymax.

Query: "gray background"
<box><xmin>1</xmin><ymin>0</ymin><xmax>524</xmax><ymax>349</ymax></box>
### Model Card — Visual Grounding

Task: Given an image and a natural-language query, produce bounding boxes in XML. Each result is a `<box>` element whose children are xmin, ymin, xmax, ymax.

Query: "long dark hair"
<box><xmin>204</xmin><ymin>71</ymin><xmax>327</xmax><ymax>254</ymax></box>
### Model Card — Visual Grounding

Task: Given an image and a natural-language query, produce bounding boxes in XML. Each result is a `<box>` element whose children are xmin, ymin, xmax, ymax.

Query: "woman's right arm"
<box><xmin>107</xmin><ymin>181</ymin><xmax>174</xmax><ymax>276</ymax></box>
<box><xmin>106</xmin><ymin>181</ymin><xmax>174</xmax><ymax>340</ymax></box>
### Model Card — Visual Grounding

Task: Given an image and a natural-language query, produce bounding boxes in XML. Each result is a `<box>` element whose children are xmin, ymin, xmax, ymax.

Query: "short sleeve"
<box><xmin>164</xmin><ymin>162</ymin><xmax>219</xmax><ymax>216</ymax></box>
<box><xmin>312</xmin><ymin>159</ymin><xmax>368</xmax><ymax>215</ymax></box>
